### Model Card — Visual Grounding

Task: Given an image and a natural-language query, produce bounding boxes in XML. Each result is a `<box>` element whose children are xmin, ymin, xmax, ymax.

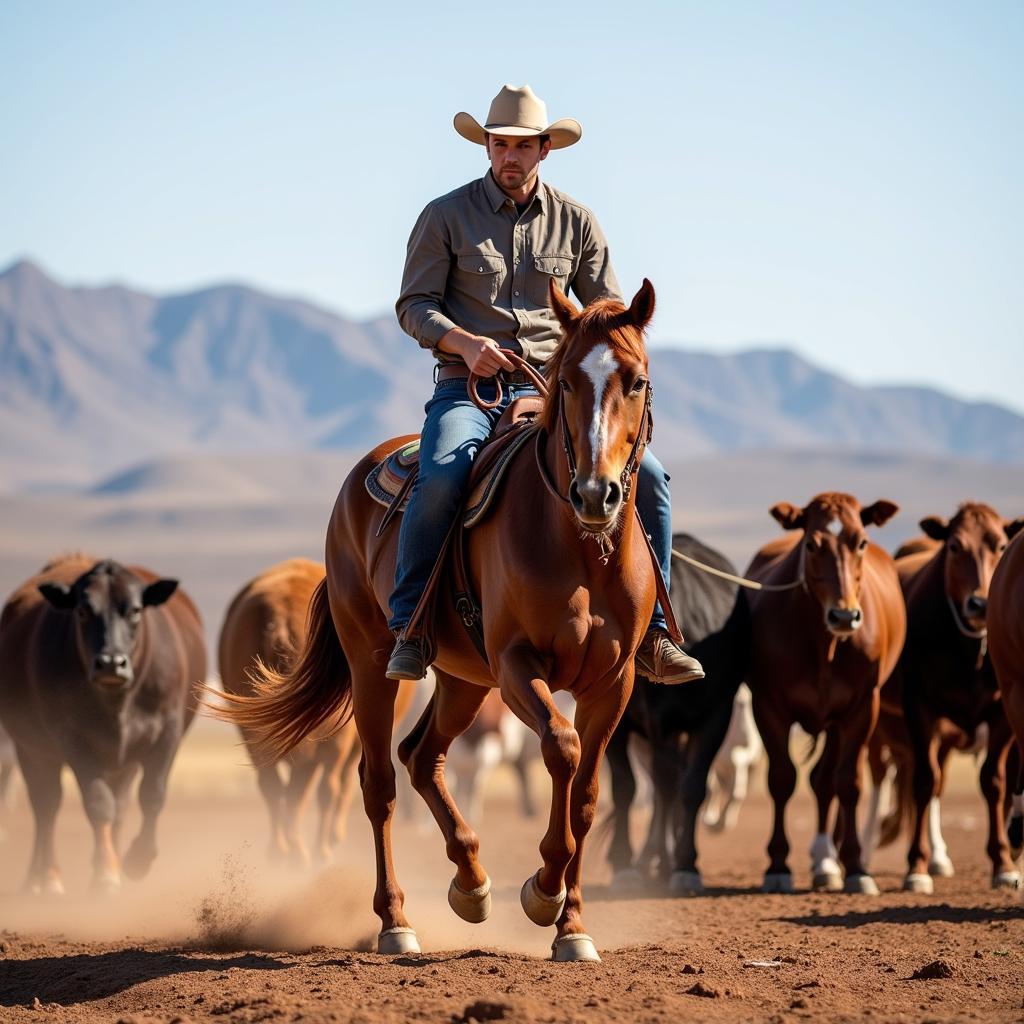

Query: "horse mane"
<box><xmin>539</xmin><ymin>298</ymin><xmax>649</xmax><ymax>434</ymax></box>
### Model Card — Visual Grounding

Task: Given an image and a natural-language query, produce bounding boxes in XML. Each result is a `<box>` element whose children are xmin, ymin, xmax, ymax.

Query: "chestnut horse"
<box><xmin>218</xmin><ymin>558</ymin><xmax>360</xmax><ymax>866</ymax></box>
<box><xmin>218</xmin><ymin>282</ymin><xmax>662</xmax><ymax>962</ymax></box>
<box><xmin>746</xmin><ymin>493</ymin><xmax>905</xmax><ymax>894</ymax></box>
<box><xmin>989</xmin><ymin>530</ymin><xmax>1024</xmax><ymax>871</ymax></box>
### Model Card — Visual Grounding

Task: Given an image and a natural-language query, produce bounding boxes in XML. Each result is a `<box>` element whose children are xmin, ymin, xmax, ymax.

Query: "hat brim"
<box><xmin>453</xmin><ymin>112</ymin><xmax>581</xmax><ymax>150</ymax></box>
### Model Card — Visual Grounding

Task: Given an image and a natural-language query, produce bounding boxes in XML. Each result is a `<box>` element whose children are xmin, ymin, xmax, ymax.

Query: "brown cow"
<box><xmin>891</xmin><ymin>504</ymin><xmax>1024</xmax><ymax>893</ymax></box>
<box><xmin>988</xmin><ymin>530</ymin><xmax>1024</xmax><ymax>868</ymax></box>
<box><xmin>747</xmin><ymin>493</ymin><xmax>905</xmax><ymax>894</ymax></box>
<box><xmin>0</xmin><ymin>555</ymin><xmax>205</xmax><ymax>893</ymax></box>
<box><xmin>218</xmin><ymin>557</ymin><xmax>359</xmax><ymax>865</ymax></box>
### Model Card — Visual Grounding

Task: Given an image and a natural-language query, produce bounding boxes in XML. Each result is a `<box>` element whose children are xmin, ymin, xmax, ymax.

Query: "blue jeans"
<box><xmin>388</xmin><ymin>377</ymin><xmax>672</xmax><ymax>634</ymax></box>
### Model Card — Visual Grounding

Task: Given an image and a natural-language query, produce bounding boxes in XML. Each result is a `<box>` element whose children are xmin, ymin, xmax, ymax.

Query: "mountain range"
<box><xmin>2</xmin><ymin>259</ymin><xmax>1022</xmax><ymax>492</ymax></box>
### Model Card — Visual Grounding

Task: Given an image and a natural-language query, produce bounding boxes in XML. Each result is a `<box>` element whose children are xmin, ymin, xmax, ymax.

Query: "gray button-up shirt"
<box><xmin>396</xmin><ymin>171</ymin><xmax>622</xmax><ymax>366</ymax></box>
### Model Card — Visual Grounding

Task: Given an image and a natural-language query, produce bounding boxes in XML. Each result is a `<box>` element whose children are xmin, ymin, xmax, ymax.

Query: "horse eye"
<box><xmin>631</xmin><ymin>377</ymin><xmax>648</xmax><ymax>393</ymax></box>
<box><xmin>559</xmin><ymin>378</ymin><xmax>571</xmax><ymax>393</ymax></box>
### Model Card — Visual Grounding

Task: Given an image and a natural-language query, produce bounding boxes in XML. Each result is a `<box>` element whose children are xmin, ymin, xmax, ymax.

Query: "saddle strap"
<box><xmin>375</xmin><ymin>461</ymin><xmax>420</xmax><ymax>539</ymax></box>
<box><xmin>635</xmin><ymin>506</ymin><xmax>684</xmax><ymax>647</ymax></box>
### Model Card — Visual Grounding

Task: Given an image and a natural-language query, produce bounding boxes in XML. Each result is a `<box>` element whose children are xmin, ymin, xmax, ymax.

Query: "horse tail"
<box><xmin>209</xmin><ymin>578</ymin><xmax>351</xmax><ymax>763</ymax></box>
<box><xmin>878</xmin><ymin>756</ymin><xmax>914</xmax><ymax>849</ymax></box>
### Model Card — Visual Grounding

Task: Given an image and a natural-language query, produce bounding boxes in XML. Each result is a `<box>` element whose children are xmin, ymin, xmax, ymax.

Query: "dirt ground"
<box><xmin>1</xmin><ymin>721</ymin><xmax>1022</xmax><ymax>1024</ymax></box>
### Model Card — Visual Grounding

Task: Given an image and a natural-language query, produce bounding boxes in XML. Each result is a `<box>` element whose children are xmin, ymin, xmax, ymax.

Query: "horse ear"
<box><xmin>548</xmin><ymin>279</ymin><xmax>579</xmax><ymax>332</ymax></box>
<box><xmin>861</xmin><ymin>500</ymin><xmax>899</xmax><ymax>528</ymax></box>
<box><xmin>38</xmin><ymin>581</ymin><xmax>76</xmax><ymax>609</ymax></box>
<box><xmin>142</xmin><ymin>579</ymin><xmax>178</xmax><ymax>607</ymax></box>
<box><xmin>919</xmin><ymin>515</ymin><xmax>949</xmax><ymax>540</ymax></box>
<box><xmin>770</xmin><ymin>502</ymin><xmax>805</xmax><ymax>531</ymax></box>
<box><xmin>628</xmin><ymin>278</ymin><xmax>656</xmax><ymax>330</ymax></box>
<box><xmin>1004</xmin><ymin>517</ymin><xmax>1024</xmax><ymax>540</ymax></box>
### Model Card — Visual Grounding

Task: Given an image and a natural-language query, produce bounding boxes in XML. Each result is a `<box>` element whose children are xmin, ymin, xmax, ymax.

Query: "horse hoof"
<box><xmin>762</xmin><ymin>872</ymin><xmax>794</xmax><ymax>894</ymax></box>
<box><xmin>377</xmin><ymin>927</ymin><xmax>421</xmax><ymax>955</ymax></box>
<box><xmin>38</xmin><ymin>875</ymin><xmax>65</xmax><ymax>897</ymax></box>
<box><xmin>551</xmin><ymin>933</ymin><xmax>601</xmax><ymax>962</ymax></box>
<box><xmin>610</xmin><ymin>867</ymin><xmax>644</xmax><ymax>894</ymax></box>
<box><xmin>669</xmin><ymin>870</ymin><xmax>705</xmax><ymax>896</ymax></box>
<box><xmin>448</xmin><ymin>876</ymin><xmax>491</xmax><ymax>923</ymax></box>
<box><xmin>844</xmin><ymin>873</ymin><xmax>879</xmax><ymax>896</ymax></box>
<box><xmin>903</xmin><ymin>872</ymin><xmax>933</xmax><ymax>894</ymax></box>
<box><xmin>811</xmin><ymin>872</ymin><xmax>843</xmax><ymax>893</ymax></box>
<box><xmin>520</xmin><ymin>870</ymin><xmax>566</xmax><ymax>927</ymax></box>
<box><xmin>928</xmin><ymin>859</ymin><xmax>954</xmax><ymax>878</ymax></box>
<box><xmin>91</xmin><ymin>870</ymin><xmax>122</xmax><ymax>896</ymax></box>
<box><xmin>992</xmin><ymin>870</ymin><xmax>1021</xmax><ymax>891</ymax></box>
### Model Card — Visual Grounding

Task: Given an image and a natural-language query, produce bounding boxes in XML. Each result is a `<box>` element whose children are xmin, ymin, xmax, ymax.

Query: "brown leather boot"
<box><xmin>636</xmin><ymin>627</ymin><xmax>705</xmax><ymax>685</ymax></box>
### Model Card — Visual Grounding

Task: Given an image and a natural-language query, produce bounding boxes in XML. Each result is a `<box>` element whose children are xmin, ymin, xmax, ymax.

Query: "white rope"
<box><xmin>671</xmin><ymin>547</ymin><xmax>806</xmax><ymax>593</ymax></box>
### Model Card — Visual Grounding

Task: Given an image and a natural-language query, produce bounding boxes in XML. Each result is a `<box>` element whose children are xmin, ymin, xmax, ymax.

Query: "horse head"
<box><xmin>542</xmin><ymin>279</ymin><xmax>654</xmax><ymax>535</ymax></box>
<box><xmin>771</xmin><ymin>493</ymin><xmax>899</xmax><ymax>636</ymax></box>
<box><xmin>919</xmin><ymin>503</ymin><xmax>1024</xmax><ymax>632</ymax></box>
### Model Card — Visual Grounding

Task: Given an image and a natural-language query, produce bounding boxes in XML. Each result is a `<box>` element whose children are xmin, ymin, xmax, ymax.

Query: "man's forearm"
<box><xmin>436</xmin><ymin>327</ymin><xmax>476</xmax><ymax>361</ymax></box>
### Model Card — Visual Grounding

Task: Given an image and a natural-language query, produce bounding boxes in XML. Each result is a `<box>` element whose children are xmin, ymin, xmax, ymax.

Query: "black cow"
<box><xmin>0</xmin><ymin>554</ymin><xmax>205</xmax><ymax>893</ymax></box>
<box><xmin>605</xmin><ymin>532</ymin><xmax>751</xmax><ymax>893</ymax></box>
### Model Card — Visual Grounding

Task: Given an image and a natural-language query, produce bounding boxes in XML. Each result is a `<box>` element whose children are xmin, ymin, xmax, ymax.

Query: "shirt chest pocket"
<box><xmin>454</xmin><ymin>250</ymin><xmax>506</xmax><ymax>304</ymax></box>
<box><xmin>528</xmin><ymin>252</ymin><xmax>574</xmax><ymax>306</ymax></box>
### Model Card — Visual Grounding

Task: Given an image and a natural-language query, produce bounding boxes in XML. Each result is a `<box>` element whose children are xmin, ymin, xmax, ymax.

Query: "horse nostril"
<box><xmin>605</xmin><ymin>480</ymin><xmax>621</xmax><ymax>510</ymax></box>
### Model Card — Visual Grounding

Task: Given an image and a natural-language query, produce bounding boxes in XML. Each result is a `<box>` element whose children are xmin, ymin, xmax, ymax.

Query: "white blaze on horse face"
<box><xmin>579</xmin><ymin>343</ymin><xmax>618</xmax><ymax>468</ymax></box>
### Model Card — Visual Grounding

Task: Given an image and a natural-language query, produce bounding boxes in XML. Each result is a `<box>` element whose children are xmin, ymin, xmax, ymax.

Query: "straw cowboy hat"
<box><xmin>454</xmin><ymin>84</ymin><xmax>582</xmax><ymax>150</ymax></box>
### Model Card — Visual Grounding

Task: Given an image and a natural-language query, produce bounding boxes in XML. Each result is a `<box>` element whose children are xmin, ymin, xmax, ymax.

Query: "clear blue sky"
<box><xmin>3</xmin><ymin>1</ymin><xmax>1022</xmax><ymax>412</ymax></box>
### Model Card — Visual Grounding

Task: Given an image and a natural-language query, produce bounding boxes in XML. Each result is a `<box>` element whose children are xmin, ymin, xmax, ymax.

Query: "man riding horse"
<box><xmin>387</xmin><ymin>84</ymin><xmax>703</xmax><ymax>686</ymax></box>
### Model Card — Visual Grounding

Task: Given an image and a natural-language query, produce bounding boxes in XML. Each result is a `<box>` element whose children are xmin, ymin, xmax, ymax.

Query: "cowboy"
<box><xmin>387</xmin><ymin>84</ymin><xmax>704</xmax><ymax>686</ymax></box>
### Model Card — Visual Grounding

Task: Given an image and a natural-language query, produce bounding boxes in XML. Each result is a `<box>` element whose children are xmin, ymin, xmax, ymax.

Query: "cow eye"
<box><xmin>129</xmin><ymin>606</ymin><xmax>143</xmax><ymax>622</ymax></box>
<box><xmin>857</xmin><ymin>537</ymin><xmax>869</xmax><ymax>553</ymax></box>
<box><xmin>948</xmin><ymin>538</ymin><xmax>962</xmax><ymax>554</ymax></box>
<box><xmin>997</xmin><ymin>541</ymin><xmax>1007</xmax><ymax>554</ymax></box>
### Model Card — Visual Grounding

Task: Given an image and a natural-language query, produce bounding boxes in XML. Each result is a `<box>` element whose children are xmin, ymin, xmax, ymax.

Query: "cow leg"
<box><xmin>671</xmin><ymin>696</ymin><xmax>735</xmax><ymax>895</ymax></box>
<box><xmin>253</xmin><ymin>757</ymin><xmax>288</xmax><ymax>861</ymax></box>
<box><xmin>111</xmin><ymin>763</ymin><xmax>139</xmax><ymax>852</ymax></box>
<box><xmin>18</xmin><ymin>749</ymin><xmax>64</xmax><ymax>895</ymax></box>
<box><xmin>68</xmin><ymin>757</ymin><xmax>122</xmax><ymax>893</ymax></box>
<box><xmin>330</xmin><ymin>730</ymin><xmax>362</xmax><ymax>846</ymax></box>
<box><xmin>636</xmin><ymin>739</ymin><xmax>678</xmax><ymax>880</ymax></box>
<box><xmin>552</xmin><ymin>674</ymin><xmax>633</xmax><ymax>962</ymax></box>
<box><xmin>808</xmin><ymin>727</ymin><xmax>843</xmax><ymax>891</ymax></box>
<box><xmin>833</xmin><ymin>696</ymin><xmax>880</xmax><ymax>895</ymax></box>
<box><xmin>753</xmin><ymin>699</ymin><xmax>797</xmax><ymax>891</ymax></box>
<box><xmin>513</xmin><ymin>743</ymin><xmax>537</xmax><ymax>818</ymax></box>
<box><xmin>904</xmin><ymin>708</ymin><xmax>940</xmax><ymax>893</ymax></box>
<box><xmin>398</xmin><ymin>670</ymin><xmax>491</xmax><ymax>921</ymax></box>
<box><xmin>603</xmin><ymin>717</ymin><xmax>638</xmax><ymax>885</ymax></box>
<box><xmin>927</xmin><ymin>741</ymin><xmax>956</xmax><ymax>876</ymax></box>
<box><xmin>979</xmin><ymin>715</ymin><xmax>1019</xmax><ymax>888</ymax></box>
<box><xmin>281</xmin><ymin>755</ymin><xmax>319</xmax><ymax>869</ymax></box>
<box><xmin>860</xmin><ymin>733</ymin><xmax>890</xmax><ymax>869</ymax></box>
<box><xmin>122</xmin><ymin>728</ymin><xmax>181</xmax><ymax>881</ymax></box>
<box><xmin>314</xmin><ymin>727</ymin><xmax>357</xmax><ymax>862</ymax></box>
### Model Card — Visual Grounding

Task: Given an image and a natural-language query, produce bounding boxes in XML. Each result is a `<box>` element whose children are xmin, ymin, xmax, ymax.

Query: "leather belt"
<box><xmin>435</xmin><ymin>363</ymin><xmax>541</xmax><ymax>386</ymax></box>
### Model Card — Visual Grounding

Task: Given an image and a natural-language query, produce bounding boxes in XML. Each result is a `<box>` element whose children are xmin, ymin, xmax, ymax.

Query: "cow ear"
<box><xmin>859</xmin><ymin>500</ymin><xmax>899</xmax><ymax>528</ymax></box>
<box><xmin>548</xmin><ymin>279</ymin><xmax>579</xmax><ymax>333</ymax></box>
<box><xmin>771</xmin><ymin>502</ymin><xmax>805</xmax><ymax>531</ymax></box>
<box><xmin>1004</xmin><ymin>517</ymin><xmax>1024</xmax><ymax>540</ymax></box>
<box><xmin>142</xmin><ymin>579</ymin><xmax>178</xmax><ymax>607</ymax></box>
<box><xmin>38</xmin><ymin>582</ymin><xmax>75</xmax><ymax>609</ymax></box>
<box><xmin>919</xmin><ymin>515</ymin><xmax>949</xmax><ymax>540</ymax></box>
<box><xmin>627</xmin><ymin>278</ymin><xmax>656</xmax><ymax>330</ymax></box>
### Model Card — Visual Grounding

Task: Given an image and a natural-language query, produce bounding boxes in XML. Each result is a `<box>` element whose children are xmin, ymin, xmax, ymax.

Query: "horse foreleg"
<box><xmin>399</xmin><ymin>670</ymin><xmax>491</xmax><ymax>923</ymax></box>
<box><xmin>499</xmin><ymin>650</ymin><xmax>580</xmax><ymax>922</ymax></box>
<box><xmin>552</xmin><ymin>675</ymin><xmax>633</xmax><ymax>962</ymax></box>
<box><xmin>351</xmin><ymin>666</ymin><xmax>418</xmax><ymax>953</ymax></box>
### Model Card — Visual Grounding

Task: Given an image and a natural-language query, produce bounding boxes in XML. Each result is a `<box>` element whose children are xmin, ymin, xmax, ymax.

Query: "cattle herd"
<box><xmin>0</xmin><ymin>494</ymin><xmax>1022</xmax><ymax>924</ymax></box>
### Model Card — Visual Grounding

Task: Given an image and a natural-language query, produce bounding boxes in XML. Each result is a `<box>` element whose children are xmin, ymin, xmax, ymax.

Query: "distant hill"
<box><xmin>2</xmin><ymin>259</ymin><xmax>1022</xmax><ymax>491</ymax></box>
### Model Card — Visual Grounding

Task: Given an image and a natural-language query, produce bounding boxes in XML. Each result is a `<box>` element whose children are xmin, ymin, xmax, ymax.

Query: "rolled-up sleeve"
<box><xmin>571</xmin><ymin>212</ymin><xmax>623</xmax><ymax>307</ymax></box>
<box><xmin>395</xmin><ymin>202</ymin><xmax>458</xmax><ymax>349</ymax></box>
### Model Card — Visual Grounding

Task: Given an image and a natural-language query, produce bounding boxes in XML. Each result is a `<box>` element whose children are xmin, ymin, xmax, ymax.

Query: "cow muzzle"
<box><xmin>91</xmin><ymin>652</ymin><xmax>134</xmax><ymax>687</ymax></box>
<box><xmin>825</xmin><ymin>606</ymin><xmax>863</xmax><ymax>635</ymax></box>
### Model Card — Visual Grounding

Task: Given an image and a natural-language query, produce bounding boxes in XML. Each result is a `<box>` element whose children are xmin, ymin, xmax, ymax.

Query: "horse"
<box><xmin>746</xmin><ymin>493</ymin><xmax>905</xmax><ymax>894</ymax></box>
<box><xmin>603</xmin><ymin>531</ymin><xmax>751</xmax><ymax>894</ymax></box>
<box><xmin>218</xmin><ymin>557</ymin><xmax>360</xmax><ymax>866</ymax></box>
<box><xmin>989</xmin><ymin>530</ymin><xmax>1024</xmax><ymax>872</ymax></box>
<box><xmin>886</xmin><ymin>503</ymin><xmax>1023</xmax><ymax>892</ymax></box>
<box><xmin>215</xmin><ymin>281</ymin><xmax>666</xmax><ymax>962</ymax></box>
<box><xmin>0</xmin><ymin>555</ymin><xmax>205</xmax><ymax>893</ymax></box>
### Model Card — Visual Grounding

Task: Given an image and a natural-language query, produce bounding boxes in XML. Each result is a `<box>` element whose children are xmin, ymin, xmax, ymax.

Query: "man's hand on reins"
<box><xmin>439</xmin><ymin>328</ymin><xmax>515</xmax><ymax>377</ymax></box>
